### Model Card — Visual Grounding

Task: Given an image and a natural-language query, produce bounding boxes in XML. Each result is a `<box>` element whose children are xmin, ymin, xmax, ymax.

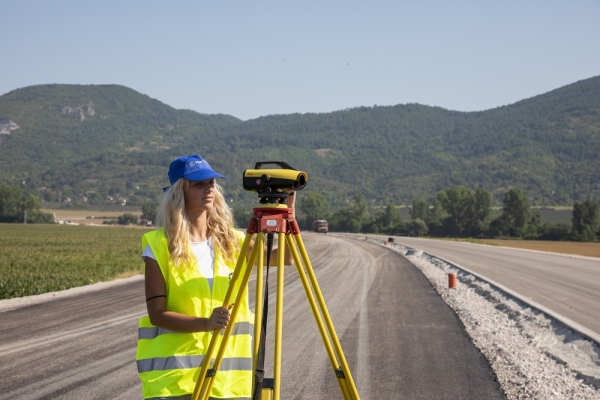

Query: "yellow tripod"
<box><xmin>191</xmin><ymin>202</ymin><xmax>360</xmax><ymax>400</ymax></box>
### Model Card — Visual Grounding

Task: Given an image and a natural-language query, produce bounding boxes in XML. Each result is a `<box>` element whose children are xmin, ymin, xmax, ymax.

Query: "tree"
<box><xmin>468</xmin><ymin>188</ymin><xmax>493</xmax><ymax>237</ymax></box>
<box><xmin>0</xmin><ymin>184</ymin><xmax>24</xmax><ymax>222</ymax></box>
<box><xmin>538</xmin><ymin>222</ymin><xmax>571</xmax><ymax>241</ymax></box>
<box><xmin>141</xmin><ymin>201</ymin><xmax>157</xmax><ymax>225</ymax></box>
<box><xmin>427</xmin><ymin>195</ymin><xmax>448</xmax><ymax>235</ymax></box>
<box><xmin>440</xmin><ymin>186</ymin><xmax>475</xmax><ymax>236</ymax></box>
<box><xmin>331</xmin><ymin>194</ymin><xmax>371</xmax><ymax>232</ymax></box>
<box><xmin>473</xmin><ymin>188</ymin><xmax>493</xmax><ymax>226</ymax></box>
<box><xmin>407</xmin><ymin>218</ymin><xmax>428</xmax><ymax>237</ymax></box>
<box><xmin>522</xmin><ymin>209</ymin><xmax>543</xmax><ymax>239</ymax></box>
<box><xmin>300</xmin><ymin>191</ymin><xmax>329</xmax><ymax>224</ymax></box>
<box><xmin>349</xmin><ymin>194</ymin><xmax>370</xmax><ymax>224</ymax></box>
<box><xmin>410</xmin><ymin>199</ymin><xmax>429</xmax><ymax>221</ymax></box>
<box><xmin>118</xmin><ymin>213</ymin><xmax>138</xmax><ymax>225</ymax></box>
<box><xmin>499</xmin><ymin>189</ymin><xmax>530</xmax><ymax>237</ymax></box>
<box><xmin>375</xmin><ymin>203</ymin><xmax>403</xmax><ymax>233</ymax></box>
<box><xmin>0</xmin><ymin>184</ymin><xmax>53</xmax><ymax>223</ymax></box>
<box><xmin>572</xmin><ymin>200</ymin><xmax>600</xmax><ymax>241</ymax></box>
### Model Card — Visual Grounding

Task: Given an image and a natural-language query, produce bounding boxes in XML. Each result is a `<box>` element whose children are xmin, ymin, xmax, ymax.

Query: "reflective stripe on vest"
<box><xmin>146</xmin><ymin>396</ymin><xmax>251</xmax><ymax>400</ymax></box>
<box><xmin>139</xmin><ymin>321</ymin><xmax>253</xmax><ymax>340</ymax></box>
<box><xmin>137</xmin><ymin>355</ymin><xmax>252</xmax><ymax>373</ymax></box>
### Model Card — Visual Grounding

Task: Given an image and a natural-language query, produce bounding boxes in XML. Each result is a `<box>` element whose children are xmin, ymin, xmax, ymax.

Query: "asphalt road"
<box><xmin>0</xmin><ymin>234</ymin><xmax>504</xmax><ymax>399</ymax></box>
<box><xmin>368</xmin><ymin>235</ymin><xmax>600</xmax><ymax>337</ymax></box>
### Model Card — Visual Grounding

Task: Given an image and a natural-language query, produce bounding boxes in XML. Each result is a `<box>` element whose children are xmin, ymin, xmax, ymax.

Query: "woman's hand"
<box><xmin>207</xmin><ymin>305</ymin><xmax>232</xmax><ymax>330</ymax></box>
<box><xmin>286</xmin><ymin>191</ymin><xmax>296</xmax><ymax>218</ymax></box>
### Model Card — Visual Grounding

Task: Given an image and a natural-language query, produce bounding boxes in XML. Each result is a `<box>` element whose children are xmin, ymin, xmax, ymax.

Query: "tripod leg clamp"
<box><xmin>262</xmin><ymin>378</ymin><xmax>274</xmax><ymax>389</ymax></box>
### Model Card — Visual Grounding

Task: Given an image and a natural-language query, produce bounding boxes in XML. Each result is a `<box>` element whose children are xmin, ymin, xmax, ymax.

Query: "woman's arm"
<box><xmin>144</xmin><ymin>257</ymin><xmax>231</xmax><ymax>332</ymax></box>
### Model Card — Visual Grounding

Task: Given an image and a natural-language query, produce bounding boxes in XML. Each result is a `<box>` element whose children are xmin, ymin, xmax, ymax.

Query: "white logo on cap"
<box><xmin>189</xmin><ymin>160</ymin><xmax>207</xmax><ymax>167</ymax></box>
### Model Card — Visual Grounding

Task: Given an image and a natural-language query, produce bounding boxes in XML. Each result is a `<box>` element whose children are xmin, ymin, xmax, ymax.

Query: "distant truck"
<box><xmin>313</xmin><ymin>219</ymin><xmax>328</xmax><ymax>233</ymax></box>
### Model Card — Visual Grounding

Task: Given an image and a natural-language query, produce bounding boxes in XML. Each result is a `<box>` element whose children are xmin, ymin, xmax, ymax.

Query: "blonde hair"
<box><xmin>156</xmin><ymin>178</ymin><xmax>240</xmax><ymax>267</ymax></box>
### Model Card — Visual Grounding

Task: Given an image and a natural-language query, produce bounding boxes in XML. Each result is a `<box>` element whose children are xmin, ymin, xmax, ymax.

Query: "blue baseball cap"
<box><xmin>163</xmin><ymin>154</ymin><xmax>226</xmax><ymax>191</ymax></box>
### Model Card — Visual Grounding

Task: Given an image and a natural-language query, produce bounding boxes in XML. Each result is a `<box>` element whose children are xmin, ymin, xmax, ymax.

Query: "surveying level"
<box><xmin>192</xmin><ymin>163</ymin><xmax>359</xmax><ymax>400</ymax></box>
<box><xmin>243</xmin><ymin>161</ymin><xmax>307</xmax><ymax>201</ymax></box>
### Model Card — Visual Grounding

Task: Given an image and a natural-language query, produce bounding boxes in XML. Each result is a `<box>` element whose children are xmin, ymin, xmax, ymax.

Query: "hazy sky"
<box><xmin>2</xmin><ymin>1</ymin><xmax>599</xmax><ymax>120</ymax></box>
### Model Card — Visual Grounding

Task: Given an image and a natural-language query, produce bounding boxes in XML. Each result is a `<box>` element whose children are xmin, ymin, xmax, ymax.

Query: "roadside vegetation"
<box><xmin>297</xmin><ymin>187</ymin><xmax>600</xmax><ymax>243</ymax></box>
<box><xmin>2</xmin><ymin>178</ymin><xmax>598</xmax><ymax>302</ymax></box>
<box><xmin>0</xmin><ymin>184</ymin><xmax>53</xmax><ymax>223</ymax></box>
<box><xmin>1</xmin><ymin>186</ymin><xmax>598</xmax><ymax>302</ymax></box>
<box><xmin>3</xmin><ymin>180</ymin><xmax>599</xmax><ymax>242</ymax></box>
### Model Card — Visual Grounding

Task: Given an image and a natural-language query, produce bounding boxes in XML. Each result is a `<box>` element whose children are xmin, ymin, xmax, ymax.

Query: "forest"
<box><xmin>0</xmin><ymin>76</ymin><xmax>599</xmax><ymax>214</ymax></box>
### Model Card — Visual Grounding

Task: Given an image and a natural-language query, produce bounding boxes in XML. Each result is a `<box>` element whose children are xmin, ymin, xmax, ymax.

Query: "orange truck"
<box><xmin>313</xmin><ymin>219</ymin><xmax>328</xmax><ymax>233</ymax></box>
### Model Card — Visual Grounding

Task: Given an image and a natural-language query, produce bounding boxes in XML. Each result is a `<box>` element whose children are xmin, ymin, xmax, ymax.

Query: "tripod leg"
<box><xmin>206</xmin><ymin>240</ymin><xmax>261</xmax><ymax>399</ymax></box>
<box><xmin>286</xmin><ymin>233</ymin><xmax>360</xmax><ymax>400</ymax></box>
<box><xmin>252</xmin><ymin>232</ymin><xmax>265</xmax><ymax>396</ymax></box>
<box><xmin>272</xmin><ymin>231</ymin><xmax>286</xmax><ymax>399</ymax></box>
<box><xmin>192</xmin><ymin>232</ymin><xmax>260</xmax><ymax>400</ymax></box>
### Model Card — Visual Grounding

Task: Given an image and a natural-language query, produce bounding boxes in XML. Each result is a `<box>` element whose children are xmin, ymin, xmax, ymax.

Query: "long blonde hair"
<box><xmin>156</xmin><ymin>178</ymin><xmax>240</xmax><ymax>267</ymax></box>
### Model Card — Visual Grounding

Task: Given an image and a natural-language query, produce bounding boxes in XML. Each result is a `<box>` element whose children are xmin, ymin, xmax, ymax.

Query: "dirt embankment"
<box><xmin>470</xmin><ymin>239</ymin><xmax>600</xmax><ymax>258</ymax></box>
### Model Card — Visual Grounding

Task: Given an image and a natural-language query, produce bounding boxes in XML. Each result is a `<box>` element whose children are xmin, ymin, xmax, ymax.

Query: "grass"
<box><xmin>0</xmin><ymin>223</ymin><xmax>148</xmax><ymax>300</ymax></box>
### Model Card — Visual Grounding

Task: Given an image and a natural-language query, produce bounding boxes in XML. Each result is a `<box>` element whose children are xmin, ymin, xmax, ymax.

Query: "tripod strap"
<box><xmin>252</xmin><ymin>234</ymin><xmax>273</xmax><ymax>399</ymax></box>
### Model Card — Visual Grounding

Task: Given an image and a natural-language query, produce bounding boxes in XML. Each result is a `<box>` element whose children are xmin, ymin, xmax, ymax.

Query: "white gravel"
<box><xmin>383</xmin><ymin>241</ymin><xmax>600</xmax><ymax>400</ymax></box>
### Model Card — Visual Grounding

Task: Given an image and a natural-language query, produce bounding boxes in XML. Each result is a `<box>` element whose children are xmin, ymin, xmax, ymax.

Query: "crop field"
<box><xmin>0</xmin><ymin>223</ymin><xmax>147</xmax><ymax>300</ymax></box>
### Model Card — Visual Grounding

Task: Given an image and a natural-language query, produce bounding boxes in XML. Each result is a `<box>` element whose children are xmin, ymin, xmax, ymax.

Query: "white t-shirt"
<box><xmin>142</xmin><ymin>238</ymin><xmax>215</xmax><ymax>290</ymax></box>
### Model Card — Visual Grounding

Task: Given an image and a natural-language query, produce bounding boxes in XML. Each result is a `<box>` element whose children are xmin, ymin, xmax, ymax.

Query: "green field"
<box><xmin>0</xmin><ymin>224</ymin><xmax>147</xmax><ymax>300</ymax></box>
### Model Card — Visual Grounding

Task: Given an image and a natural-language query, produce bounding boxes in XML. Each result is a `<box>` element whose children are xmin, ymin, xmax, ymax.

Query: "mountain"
<box><xmin>0</xmin><ymin>78</ymin><xmax>599</xmax><ymax>208</ymax></box>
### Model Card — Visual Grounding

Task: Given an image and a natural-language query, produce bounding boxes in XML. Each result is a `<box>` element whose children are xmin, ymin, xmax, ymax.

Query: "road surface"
<box><xmin>0</xmin><ymin>234</ymin><xmax>504</xmax><ymax>399</ymax></box>
<box><xmin>371</xmin><ymin>235</ymin><xmax>600</xmax><ymax>337</ymax></box>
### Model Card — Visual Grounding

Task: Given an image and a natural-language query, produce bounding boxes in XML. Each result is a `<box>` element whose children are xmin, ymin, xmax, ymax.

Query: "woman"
<box><xmin>136</xmin><ymin>154</ymin><xmax>294</xmax><ymax>400</ymax></box>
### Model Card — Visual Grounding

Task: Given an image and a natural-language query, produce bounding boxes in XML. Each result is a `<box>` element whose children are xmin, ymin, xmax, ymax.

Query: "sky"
<box><xmin>2</xmin><ymin>1</ymin><xmax>599</xmax><ymax>121</ymax></box>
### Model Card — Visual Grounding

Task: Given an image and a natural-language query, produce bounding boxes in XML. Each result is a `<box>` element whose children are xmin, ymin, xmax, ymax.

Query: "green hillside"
<box><xmin>1</xmin><ymin>77</ymin><xmax>599</xmax><ymax>208</ymax></box>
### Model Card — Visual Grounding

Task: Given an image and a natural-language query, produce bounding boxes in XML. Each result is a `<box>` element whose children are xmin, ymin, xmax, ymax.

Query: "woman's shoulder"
<box><xmin>143</xmin><ymin>228</ymin><xmax>165</xmax><ymax>238</ymax></box>
<box><xmin>142</xmin><ymin>228</ymin><xmax>167</xmax><ymax>247</ymax></box>
<box><xmin>142</xmin><ymin>229</ymin><xmax>172</xmax><ymax>264</ymax></box>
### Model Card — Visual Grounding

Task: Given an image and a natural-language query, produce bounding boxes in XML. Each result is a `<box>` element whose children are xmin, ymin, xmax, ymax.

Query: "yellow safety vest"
<box><xmin>136</xmin><ymin>229</ymin><xmax>253</xmax><ymax>400</ymax></box>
